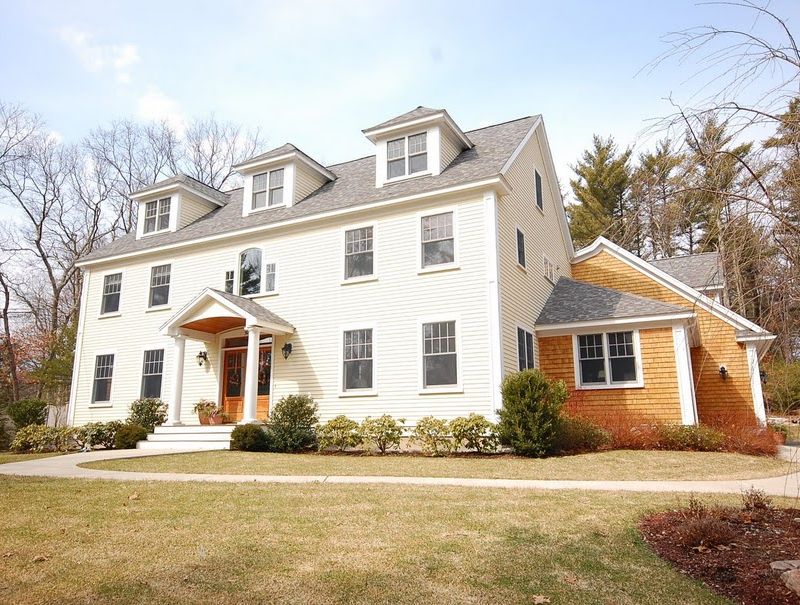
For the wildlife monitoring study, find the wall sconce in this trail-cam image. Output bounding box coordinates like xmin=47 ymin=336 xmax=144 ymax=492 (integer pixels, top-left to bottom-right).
xmin=719 ymin=365 xmax=728 ymax=380
xmin=196 ymin=351 xmax=209 ymax=366
xmin=281 ymin=343 xmax=293 ymax=360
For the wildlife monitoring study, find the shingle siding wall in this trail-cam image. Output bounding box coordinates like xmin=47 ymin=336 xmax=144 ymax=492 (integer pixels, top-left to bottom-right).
xmin=538 ymin=328 xmax=683 ymax=422
xmin=571 ymin=251 xmax=756 ymax=421
xmin=497 ymin=126 xmax=572 ymax=374
xmin=72 ymin=194 xmax=494 ymax=426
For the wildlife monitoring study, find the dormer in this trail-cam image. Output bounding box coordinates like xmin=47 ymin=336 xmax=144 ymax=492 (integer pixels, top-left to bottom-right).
xmin=234 ymin=144 xmax=335 ymax=217
xmin=362 ymin=107 xmax=473 ymax=188
xmin=132 ymin=175 xmax=228 ymax=240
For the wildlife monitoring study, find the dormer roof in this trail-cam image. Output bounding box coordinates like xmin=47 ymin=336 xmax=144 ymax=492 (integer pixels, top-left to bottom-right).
xmin=234 ymin=143 xmax=336 ymax=182
xmin=362 ymin=106 xmax=473 ymax=148
xmin=130 ymin=174 xmax=229 ymax=207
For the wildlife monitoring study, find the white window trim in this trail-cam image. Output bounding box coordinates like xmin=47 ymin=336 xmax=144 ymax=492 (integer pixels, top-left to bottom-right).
xmin=340 ymin=221 xmax=378 ymax=285
xmin=571 ymin=330 xmax=644 ymax=390
xmin=262 ymin=258 xmax=279 ymax=297
xmin=515 ymin=225 xmax=527 ymax=272
xmin=139 ymin=344 xmax=167 ymax=400
xmin=543 ymin=254 xmax=556 ymax=284
xmin=418 ymin=315 xmax=463 ymax=395
xmin=385 ymin=131 xmax=432 ymax=184
xmin=534 ymin=168 xmax=545 ymax=215
xmin=338 ymin=323 xmax=378 ymax=397
xmin=223 ymin=269 xmax=235 ymax=294
xmin=140 ymin=196 xmax=176 ymax=237
xmin=251 ymin=168 xmax=287 ymax=211
xmin=145 ymin=261 xmax=173 ymax=311
xmin=417 ymin=206 xmax=460 ymax=275
xmin=89 ymin=349 xmax=117 ymax=408
xmin=243 ymin=163 xmax=294 ymax=216
xmin=234 ymin=247 xmax=280 ymax=299
xmin=516 ymin=324 xmax=536 ymax=370
xmin=98 ymin=269 xmax=124 ymax=319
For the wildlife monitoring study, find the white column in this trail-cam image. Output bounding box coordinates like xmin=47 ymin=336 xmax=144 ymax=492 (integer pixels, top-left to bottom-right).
xmin=240 ymin=326 xmax=261 ymax=424
xmin=746 ymin=342 xmax=767 ymax=425
xmin=165 ymin=335 xmax=186 ymax=426
xmin=672 ymin=323 xmax=698 ymax=425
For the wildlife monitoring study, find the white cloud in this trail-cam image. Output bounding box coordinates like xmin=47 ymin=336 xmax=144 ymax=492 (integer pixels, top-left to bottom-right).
xmin=59 ymin=27 xmax=139 ymax=83
xmin=136 ymin=88 xmax=186 ymax=132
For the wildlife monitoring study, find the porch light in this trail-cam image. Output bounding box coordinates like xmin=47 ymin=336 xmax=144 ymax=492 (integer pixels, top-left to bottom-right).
xmin=281 ymin=343 xmax=293 ymax=360
xmin=719 ymin=365 xmax=728 ymax=379
xmin=196 ymin=350 xmax=209 ymax=366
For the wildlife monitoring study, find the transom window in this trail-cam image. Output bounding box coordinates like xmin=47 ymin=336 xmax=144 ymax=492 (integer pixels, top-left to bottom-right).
xmin=343 ymin=329 xmax=373 ymax=391
xmin=101 ymin=273 xmax=122 ymax=314
xmin=239 ymin=248 xmax=262 ymax=295
xmin=516 ymin=228 xmax=526 ymax=268
xmin=92 ymin=354 xmax=115 ymax=403
xmin=141 ymin=349 xmax=164 ymax=398
xmin=387 ymin=132 xmax=427 ymax=179
xmin=143 ymin=197 xmax=171 ymax=233
xmin=517 ymin=328 xmax=534 ymax=370
xmin=535 ymin=170 xmax=543 ymax=211
xmin=344 ymin=226 xmax=374 ymax=280
xmin=422 ymin=321 xmax=458 ymax=388
xmin=577 ymin=331 xmax=640 ymax=387
xmin=421 ymin=212 xmax=455 ymax=267
xmin=148 ymin=264 xmax=171 ymax=307
xmin=252 ymin=168 xmax=285 ymax=209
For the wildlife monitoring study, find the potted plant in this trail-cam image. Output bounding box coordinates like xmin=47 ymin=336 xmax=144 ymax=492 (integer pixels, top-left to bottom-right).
xmin=208 ymin=405 xmax=225 ymax=425
xmin=193 ymin=399 xmax=217 ymax=425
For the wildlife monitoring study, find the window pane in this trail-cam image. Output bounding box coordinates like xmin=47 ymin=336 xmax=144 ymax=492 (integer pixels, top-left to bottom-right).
xmin=535 ymin=170 xmax=543 ymax=209
xmin=141 ymin=349 xmax=164 ymax=399
xmin=408 ymin=152 xmax=427 ymax=174
xmin=424 ymin=354 xmax=457 ymax=387
xmin=422 ymin=239 xmax=454 ymax=266
xmin=157 ymin=198 xmax=171 ymax=230
xmin=517 ymin=229 xmax=526 ymax=267
xmin=92 ymin=354 xmax=114 ymax=403
xmin=387 ymin=158 xmax=405 ymax=179
xmin=423 ymin=322 xmax=457 ymax=387
xmin=224 ymin=270 xmax=234 ymax=294
xmin=239 ymin=249 xmax=261 ymax=295
xmin=344 ymin=227 xmax=374 ymax=279
xmin=422 ymin=213 xmax=453 ymax=242
xmin=610 ymin=357 xmax=636 ymax=383
xmin=252 ymin=190 xmax=267 ymax=209
xmin=580 ymin=358 xmax=606 ymax=384
xmin=408 ymin=133 xmax=426 ymax=154
xmin=268 ymin=187 xmax=284 ymax=206
xmin=265 ymin=263 xmax=276 ymax=292
xmin=225 ymin=351 xmax=244 ymax=397
xmin=145 ymin=201 xmax=157 ymax=218
xmin=269 ymin=169 xmax=284 ymax=188
xmin=344 ymin=360 xmax=373 ymax=390
xmin=257 ymin=349 xmax=271 ymax=396
xmin=149 ymin=265 xmax=170 ymax=307
xmin=578 ymin=334 xmax=604 ymax=359
xmin=253 ymin=172 xmax=268 ymax=193
xmin=387 ymin=138 xmax=405 ymax=160
xmin=343 ymin=329 xmax=373 ymax=390
xmin=101 ymin=273 xmax=122 ymax=314
xmin=517 ymin=327 xmax=527 ymax=371
xmin=608 ymin=331 xmax=636 ymax=383
xmin=525 ymin=332 xmax=534 ymax=369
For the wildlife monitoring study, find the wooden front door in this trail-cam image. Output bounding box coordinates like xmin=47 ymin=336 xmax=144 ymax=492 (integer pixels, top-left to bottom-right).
xmin=222 ymin=346 xmax=271 ymax=422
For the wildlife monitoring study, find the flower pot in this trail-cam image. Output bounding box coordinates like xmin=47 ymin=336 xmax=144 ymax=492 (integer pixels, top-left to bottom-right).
xmin=199 ymin=415 xmax=210 ymax=426
xmin=208 ymin=415 xmax=224 ymax=425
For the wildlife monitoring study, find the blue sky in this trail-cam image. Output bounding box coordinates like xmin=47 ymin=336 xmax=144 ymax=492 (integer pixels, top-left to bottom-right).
xmin=1 ymin=0 xmax=798 ymax=190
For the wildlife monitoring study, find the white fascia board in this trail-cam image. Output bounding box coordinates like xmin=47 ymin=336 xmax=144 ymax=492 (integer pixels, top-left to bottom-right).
xmin=235 ymin=151 xmax=336 ymax=182
xmin=131 ymin=183 xmax=226 ymax=208
xmin=77 ymin=176 xmax=511 ymax=268
xmin=363 ymin=112 xmax=472 ymax=148
xmin=535 ymin=312 xmax=695 ymax=336
xmin=572 ymin=236 xmax=767 ymax=334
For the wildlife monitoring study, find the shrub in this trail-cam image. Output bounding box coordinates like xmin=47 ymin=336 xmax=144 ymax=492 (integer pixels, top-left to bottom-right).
xmin=361 ymin=415 xmax=405 ymax=454
xmin=6 ymin=398 xmax=48 ymax=428
xmin=231 ymin=424 xmax=271 ymax=452
xmin=741 ymin=487 xmax=772 ymax=511
xmin=10 ymin=425 xmax=75 ymax=452
xmin=74 ymin=421 xmax=124 ymax=449
xmin=410 ymin=416 xmax=452 ymax=456
xmin=268 ymin=394 xmax=318 ymax=452
xmin=551 ymin=415 xmax=610 ymax=454
xmin=317 ymin=415 xmax=361 ymax=452
xmin=675 ymin=517 xmax=735 ymax=548
xmin=449 ymin=414 xmax=499 ymax=453
xmin=705 ymin=412 xmax=778 ymax=456
xmin=127 ymin=398 xmax=167 ymax=432
xmin=655 ymin=424 xmax=726 ymax=452
xmin=769 ymin=421 xmax=789 ymax=440
xmin=497 ymin=369 xmax=568 ymax=457
xmin=114 ymin=423 xmax=147 ymax=449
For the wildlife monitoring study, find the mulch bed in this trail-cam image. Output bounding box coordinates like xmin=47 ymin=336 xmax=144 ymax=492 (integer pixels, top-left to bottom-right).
xmin=640 ymin=506 xmax=800 ymax=605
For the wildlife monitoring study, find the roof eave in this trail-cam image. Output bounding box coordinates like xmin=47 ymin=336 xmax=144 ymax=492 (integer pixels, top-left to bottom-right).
xmin=130 ymin=181 xmax=227 ymax=208
xmin=362 ymin=112 xmax=473 ymax=148
xmin=233 ymin=149 xmax=336 ymax=182
xmin=535 ymin=311 xmax=695 ymax=336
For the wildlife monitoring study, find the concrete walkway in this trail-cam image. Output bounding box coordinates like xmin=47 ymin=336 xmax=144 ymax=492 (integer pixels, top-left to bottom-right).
xmin=1 ymin=447 xmax=799 ymax=496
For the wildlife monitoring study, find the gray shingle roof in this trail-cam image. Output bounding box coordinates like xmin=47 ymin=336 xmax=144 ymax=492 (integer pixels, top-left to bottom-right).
xmin=536 ymin=277 xmax=691 ymax=326
xmin=363 ymin=106 xmax=444 ymax=132
xmin=210 ymin=289 xmax=294 ymax=331
xmin=236 ymin=143 xmax=298 ymax=166
xmin=131 ymin=174 xmax=228 ymax=206
xmin=650 ymin=252 xmax=723 ymax=290
xmin=83 ymin=116 xmax=538 ymax=263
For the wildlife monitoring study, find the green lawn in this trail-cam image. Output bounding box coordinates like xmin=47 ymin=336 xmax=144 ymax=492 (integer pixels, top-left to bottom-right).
xmin=0 ymin=452 xmax=60 ymax=465
xmin=0 ymin=476 xmax=742 ymax=605
xmin=82 ymin=449 xmax=791 ymax=481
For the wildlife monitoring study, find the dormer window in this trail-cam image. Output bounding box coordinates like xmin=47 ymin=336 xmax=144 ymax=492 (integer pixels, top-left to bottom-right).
xmin=252 ymin=169 xmax=285 ymax=210
xmin=144 ymin=197 xmax=171 ymax=234
xmin=387 ymin=133 xmax=427 ymax=180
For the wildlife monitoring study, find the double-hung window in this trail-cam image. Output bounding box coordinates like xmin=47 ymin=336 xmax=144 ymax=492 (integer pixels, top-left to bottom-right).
xmin=264 ymin=263 xmax=277 ymax=293
xmin=543 ymin=255 xmax=556 ymax=283
xmin=517 ymin=328 xmax=534 ymax=370
xmin=224 ymin=270 xmax=235 ymax=294
xmin=252 ymin=169 xmax=285 ymax=209
xmin=149 ymin=264 xmax=171 ymax=307
xmin=344 ymin=226 xmax=374 ymax=280
xmin=343 ymin=329 xmax=373 ymax=392
xmin=577 ymin=331 xmax=640 ymax=387
xmin=239 ymin=249 xmax=261 ymax=295
xmin=421 ymin=212 xmax=455 ymax=268
xmin=422 ymin=321 xmax=458 ymax=388
xmin=92 ymin=354 xmax=115 ymax=403
xmin=101 ymin=273 xmax=122 ymax=314
xmin=143 ymin=197 xmax=171 ymax=234
xmin=516 ymin=228 xmax=526 ymax=268
xmin=387 ymin=132 xmax=427 ymax=179
xmin=141 ymin=349 xmax=164 ymax=398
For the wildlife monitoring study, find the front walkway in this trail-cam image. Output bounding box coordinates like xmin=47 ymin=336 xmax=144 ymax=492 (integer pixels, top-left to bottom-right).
xmin=1 ymin=448 xmax=799 ymax=497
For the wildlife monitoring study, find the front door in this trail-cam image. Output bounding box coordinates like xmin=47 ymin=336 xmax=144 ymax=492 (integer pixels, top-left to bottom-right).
xmin=222 ymin=346 xmax=271 ymax=422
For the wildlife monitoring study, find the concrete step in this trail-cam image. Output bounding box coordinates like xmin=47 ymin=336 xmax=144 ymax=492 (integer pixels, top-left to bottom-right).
xmin=153 ymin=424 xmax=236 ymax=435
xmin=136 ymin=440 xmax=229 ymax=451
xmin=146 ymin=432 xmax=233 ymax=442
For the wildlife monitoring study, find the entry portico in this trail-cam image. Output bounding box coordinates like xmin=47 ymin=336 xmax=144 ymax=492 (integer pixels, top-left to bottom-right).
xmin=160 ymin=288 xmax=294 ymax=426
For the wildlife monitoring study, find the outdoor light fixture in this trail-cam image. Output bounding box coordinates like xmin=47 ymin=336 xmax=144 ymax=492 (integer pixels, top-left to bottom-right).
xmin=196 ymin=350 xmax=209 ymax=366
xmin=281 ymin=343 xmax=293 ymax=360
xmin=719 ymin=365 xmax=728 ymax=379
